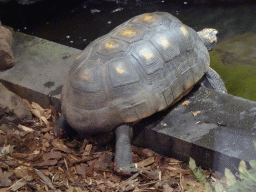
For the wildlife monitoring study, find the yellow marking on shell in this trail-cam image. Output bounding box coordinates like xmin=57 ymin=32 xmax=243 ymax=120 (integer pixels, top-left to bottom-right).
xmin=79 ymin=70 xmax=91 ymax=81
xmin=120 ymin=29 xmax=136 ymax=37
xmin=160 ymin=38 xmax=170 ymax=50
xmin=180 ymin=26 xmax=188 ymax=36
xmin=116 ymin=66 xmax=125 ymax=74
xmin=143 ymin=14 xmax=153 ymax=21
xmin=114 ymin=62 xmax=127 ymax=74
xmin=105 ymin=41 xmax=119 ymax=49
xmin=140 ymin=48 xmax=154 ymax=60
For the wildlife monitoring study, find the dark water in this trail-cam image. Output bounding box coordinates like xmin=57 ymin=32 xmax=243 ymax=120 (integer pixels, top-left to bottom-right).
xmin=1 ymin=0 xmax=255 ymax=50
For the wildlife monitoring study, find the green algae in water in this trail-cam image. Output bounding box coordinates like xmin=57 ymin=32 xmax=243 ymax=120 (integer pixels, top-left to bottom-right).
xmin=210 ymin=51 xmax=256 ymax=102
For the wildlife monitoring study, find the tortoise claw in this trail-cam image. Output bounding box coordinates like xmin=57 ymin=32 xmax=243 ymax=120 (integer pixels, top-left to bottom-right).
xmin=114 ymin=164 xmax=140 ymax=176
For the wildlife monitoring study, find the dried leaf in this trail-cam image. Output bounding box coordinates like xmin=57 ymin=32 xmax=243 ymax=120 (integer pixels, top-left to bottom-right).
xmin=98 ymin=183 xmax=106 ymax=191
xmin=42 ymin=138 xmax=50 ymax=150
xmin=182 ymin=100 xmax=190 ymax=105
xmin=36 ymin=159 xmax=58 ymax=167
xmin=34 ymin=151 xmax=61 ymax=166
xmin=26 ymin=150 xmax=42 ymax=161
xmin=52 ymin=139 xmax=71 ymax=153
xmin=34 ymin=168 xmax=56 ymax=191
xmin=82 ymin=144 xmax=92 ymax=156
xmin=0 ymin=145 xmax=13 ymax=154
xmin=31 ymin=102 xmax=44 ymax=113
xmin=44 ymin=109 xmax=52 ymax=119
xmin=12 ymin=153 xmax=28 ymax=159
xmin=163 ymin=183 xmax=174 ymax=192
xmin=161 ymin=122 xmax=167 ymax=126
xmin=17 ymin=124 xmax=34 ymax=132
xmin=43 ymin=150 xmax=62 ymax=161
xmin=0 ymin=130 xmax=6 ymax=135
xmin=14 ymin=165 xmax=32 ymax=178
xmin=43 ymin=133 xmax=54 ymax=140
xmin=135 ymin=157 xmax=154 ymax=168
xmin=66 ymin=187 xmax=74 ymax=192
xmin=40 ymin=116 xmax=49 ymax=126
xmin=73 ymin=187 xmax=84 ymax=192
xmin=142 ymin=170 xmax=161 ymax=180
xmin=119 ymin=172 xmax=140 ymax=189
xmin=94 ymin=153 xmax=112 ymax=170
xmin=41 ymin=127 xmax=53 ymax=132
xmin=0 ymin=169 xmax=12 ymax=187
xmin=0 ymin=187 xmax=9 ymax=192
xmin=142 ymin=148 xmax=155 ymax=157
xmin=7 ymin=179 xmax=26 ymax=191
xmin=30 ymin=108 xmax=41 ymax=119
xmin=77 ymin=164 xmax=88 ymax=178
xmin=106 ymin=180 xmax=116 ymax=189
xmin=192 ymin=111 xmax=201 ymax=116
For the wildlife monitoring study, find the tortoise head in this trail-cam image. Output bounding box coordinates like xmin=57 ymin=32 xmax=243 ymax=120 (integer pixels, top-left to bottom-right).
xmin=197 ymin=28 xmax=218 ymax=51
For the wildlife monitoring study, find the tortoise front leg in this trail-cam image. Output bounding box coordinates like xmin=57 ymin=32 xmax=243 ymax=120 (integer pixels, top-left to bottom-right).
xmin=201 ymin=67 xmax=227 ymax=93
xmin=54 ymin=114 xmax=69 ymax=137
xmin=114 ymin=124 xmax=137 ymax=175
xmin=54 ymin=114 xmax=76 ymax=137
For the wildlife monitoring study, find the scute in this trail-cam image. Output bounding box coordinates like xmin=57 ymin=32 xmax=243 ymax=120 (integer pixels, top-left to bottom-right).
xmin=97 ymin=38 xmax=129 ymax=56
xmin=150 ymin=32 xmax=180 ymax=62
xmin=131 ymin=13 xmax=167 ymax=28
xmin=112 ymin=25 xmax=147 ymax=43
xmin=70 ymin=65 xmax=102 ymax=93
xmin=132 ymin=41 xmax=165 ymax=74
xmin=179 ymin=25 xmax=194 ymax=51
xmin=109 ymin=59 xmax=140 ymax=87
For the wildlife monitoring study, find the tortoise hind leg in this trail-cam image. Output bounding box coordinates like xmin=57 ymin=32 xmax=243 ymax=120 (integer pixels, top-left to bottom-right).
xmin=54 ymin=114 xmax=76 ymax=137
xmin=201 ymin=67 xmax=227 ymax=93
xmin=114 ymin=124 xmax=138 ymax=175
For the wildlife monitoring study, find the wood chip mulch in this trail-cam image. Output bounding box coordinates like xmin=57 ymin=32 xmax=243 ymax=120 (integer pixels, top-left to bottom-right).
xmin=0 ymin=101 xmax=209 ymax=192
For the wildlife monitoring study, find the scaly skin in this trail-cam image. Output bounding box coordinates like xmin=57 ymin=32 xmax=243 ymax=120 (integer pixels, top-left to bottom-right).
xmin=114 ymin=124 xmax=138 ymax=175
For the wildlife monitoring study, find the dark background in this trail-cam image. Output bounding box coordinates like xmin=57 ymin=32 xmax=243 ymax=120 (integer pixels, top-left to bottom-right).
xmin=1 ymin=0 xmax=255 ymax=50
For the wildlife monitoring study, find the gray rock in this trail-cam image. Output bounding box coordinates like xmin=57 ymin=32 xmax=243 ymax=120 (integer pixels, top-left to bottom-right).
xmin=0 ymin=82 xmax=32 ymax=121
xmin=0 ymin=31 xmax=81 ymax=110
xmin=0 ymin=22 xmax=15 ymax=70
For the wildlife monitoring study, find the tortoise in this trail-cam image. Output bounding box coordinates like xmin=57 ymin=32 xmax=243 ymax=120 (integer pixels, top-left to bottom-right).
xmin=55 ymin=12 xmax=227 ymax=175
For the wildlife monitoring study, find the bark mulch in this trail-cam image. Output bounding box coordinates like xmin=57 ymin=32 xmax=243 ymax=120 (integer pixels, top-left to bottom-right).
xmin=0 ymin=101 xmax=220 ymax=192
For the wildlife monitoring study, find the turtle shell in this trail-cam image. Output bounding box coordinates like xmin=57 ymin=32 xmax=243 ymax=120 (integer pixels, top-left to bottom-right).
xmin=62 ymin=12 xmax=210 ymax=134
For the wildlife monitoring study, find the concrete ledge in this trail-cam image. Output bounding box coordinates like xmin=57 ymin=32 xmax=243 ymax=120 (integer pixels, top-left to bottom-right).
xmin=133 ymin=86 xmax=256 ymax=173
xmin=0 ymin=32 xmax=81 ymax=110
xmin=1 ymin=32 xmax=256 ymax=174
